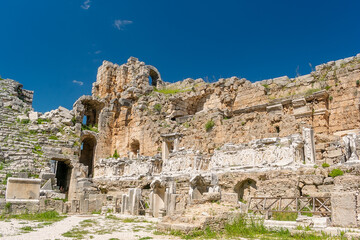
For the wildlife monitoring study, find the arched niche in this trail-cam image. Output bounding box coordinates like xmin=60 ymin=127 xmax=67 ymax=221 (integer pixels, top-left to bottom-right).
xmin=79 ymin=134 xmax=97 ymax=178
xmin=234 ymin=179 xmax=257 ymax=202
xmin=130 ymin=139 xmax=140 ymax=155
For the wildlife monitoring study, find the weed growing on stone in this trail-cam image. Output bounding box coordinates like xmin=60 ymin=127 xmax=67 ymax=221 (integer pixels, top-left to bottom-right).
xmin=329 ymin=168 xmax=344 ymax=178
xmin=153 ymin=103 xmax=162 ymax=113
xmin=322 ymin=163 xmax=330 ymax=168
xmin=205 ymin=120 xmax=215 ymax=132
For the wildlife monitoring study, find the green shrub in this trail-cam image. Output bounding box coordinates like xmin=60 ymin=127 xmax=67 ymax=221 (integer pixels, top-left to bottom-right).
xmin=112 ymin=150 xmax=120 ymax=158
xmin=324 ymin=85 xmax=331 ymax=90
xmin=322 ymin=163 xmax=330 ymax=168
xmin=205 ymin=120 xmax=215 ymax=132
xmin=0 ymin=163 xmax=3 ymax=170
xmin=357 ymin=80 xmax=360 ymax=87
xmin=329 ymin=168 xmax=344 ymax=178
xmin=329 ymin=96 xmax=333 ymax=101
xmin=153 ymin=103 xmax=162 ymax=113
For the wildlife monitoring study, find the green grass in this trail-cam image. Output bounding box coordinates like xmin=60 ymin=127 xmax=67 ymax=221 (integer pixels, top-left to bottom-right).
xmin=0 ymin=163 xmax=3 ymax=170
xmin=162 ymin=215 xmax=339 ymax=240
xmin=154 ymin=87 xmax=192 ymax=95
xmin=81 ymin=124 xmax=99 ymax=133
xmin=49 ymin=135 xmax=58 ymax=140
xmin=20 ymin=119 xmax=30 ymax=124
xmin=62 ymin=228 xmax=89 ymax=239
xmin=272 ymin=211 xmax=298 ymax=221
xmin=20 ymin=226 xmax=34 ymax=232
xmin=0 ymin=211 xmax=65 ymax=222
xmin=91 ymin=210 xmax=101 ymax=214
xmin=2 ymin=173 xmax=12 ymax=185
xmin=32 ymin=145 xmax=43 ymax=156
xmin=122 ymin=217 xmax=136 ymax=223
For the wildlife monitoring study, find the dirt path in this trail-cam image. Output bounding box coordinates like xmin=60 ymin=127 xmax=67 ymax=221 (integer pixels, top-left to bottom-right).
xmin=0 ymin=214 xmax=180 ymax=240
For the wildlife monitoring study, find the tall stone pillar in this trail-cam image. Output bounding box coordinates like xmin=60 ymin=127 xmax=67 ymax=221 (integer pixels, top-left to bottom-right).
xmin=302 ymin=127 xmax=316 ymax=164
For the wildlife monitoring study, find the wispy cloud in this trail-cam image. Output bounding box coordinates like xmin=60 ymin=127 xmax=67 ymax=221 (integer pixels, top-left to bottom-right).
xmin=94 ymin=50 xmax=102 ymax=54
xmin=81 ymin=0 xmax=91 ymax=10
xmin=72 ymin=80 xmax=84 ymax=86
xmin=114 ymin=20 xmax=133 ymax=30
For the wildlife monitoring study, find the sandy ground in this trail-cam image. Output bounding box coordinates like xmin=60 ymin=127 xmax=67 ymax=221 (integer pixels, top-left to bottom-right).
xmin=0 ymin=214 xmax=181 ymax=240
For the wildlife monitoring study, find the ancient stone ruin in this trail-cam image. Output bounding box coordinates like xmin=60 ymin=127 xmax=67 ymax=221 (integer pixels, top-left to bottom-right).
xmin=1 ymin=53 xmax=360 ymax=230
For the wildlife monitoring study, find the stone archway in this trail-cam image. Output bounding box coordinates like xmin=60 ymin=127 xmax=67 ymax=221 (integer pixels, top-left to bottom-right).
xmin=234 ymin=179 xmax=257 ymax=202
xmin=147 ymin=65 xmax=161 ymax=87
xmin=80 ymin=134 xmax=97 ymax=177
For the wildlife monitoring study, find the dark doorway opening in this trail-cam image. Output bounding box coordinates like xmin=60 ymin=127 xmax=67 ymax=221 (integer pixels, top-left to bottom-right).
xmin=80 ymin=136 xmax=96 ymax=177
xmin=130 ymin=139 xmax=140 ymax=155
xmin=55 ymin=161 xmax=71 ymax=193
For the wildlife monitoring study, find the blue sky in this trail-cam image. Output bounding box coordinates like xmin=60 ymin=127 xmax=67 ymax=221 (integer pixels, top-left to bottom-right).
xmin=0 ymin=0 xmax=359 ymax=113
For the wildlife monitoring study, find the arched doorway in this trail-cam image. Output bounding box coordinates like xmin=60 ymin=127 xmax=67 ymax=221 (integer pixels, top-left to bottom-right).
xmin=80 ymin=135 xmax=96 ymax=177
xmin=234 ymin=179 xmax=257 ymax=202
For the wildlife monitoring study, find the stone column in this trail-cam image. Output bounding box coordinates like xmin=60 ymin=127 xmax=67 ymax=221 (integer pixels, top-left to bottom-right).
xmin=162 ymin=141 xmax=170 ymax=161
xmin=173 ymin=138 xmax=179 ymax=152
xmin=302 ymin=127 xmax=316 ymax=164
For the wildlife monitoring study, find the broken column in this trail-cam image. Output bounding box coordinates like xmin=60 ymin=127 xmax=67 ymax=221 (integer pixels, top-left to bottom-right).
xmin=343 ymin=133 xmax=360 ymax=163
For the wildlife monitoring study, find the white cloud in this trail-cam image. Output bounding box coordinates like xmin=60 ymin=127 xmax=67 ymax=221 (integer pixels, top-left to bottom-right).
xmin=114 ymin=20 xmax=133 ymax=30
xmin=72 ymin=80 xmax=84 ymax=86
xmin=94 ymin=50 xmax=102 ymax=54
xmin=81 ymin=0 xmax=91 ymax=10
